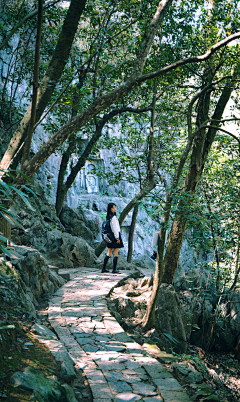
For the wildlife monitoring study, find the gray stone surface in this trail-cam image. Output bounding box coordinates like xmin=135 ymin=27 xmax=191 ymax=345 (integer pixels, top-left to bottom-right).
xmin=109 ymin=380 xmax=132 ymax=393
xmin=59 ymin=205 xmax=94 ymax=244
xmin=61 ymin=384 xmax=78 ymax=402
xmin=153 ymin=377 xmax=184 ymax=392
xmin=31 ymin=323 xmax=57 ymax=340
xmin=158 ymin=390 xmax=192 ymax=402
xmin=44 ymin=267 xmax=196 ymax=402
xmin=60 ymin=359 xmax=76 ymax=383
xmin=10 ymin=366 xmax=76 ymax=402
xmin=132 ymin=383 xmax=157 ymax=396
xmin=155 ymin=284 xmax=187 ymax=353
xmin=173 ymin=361 xmax=203 ymax=384
xmin=115 ymin=393 xmax=141 ymax=401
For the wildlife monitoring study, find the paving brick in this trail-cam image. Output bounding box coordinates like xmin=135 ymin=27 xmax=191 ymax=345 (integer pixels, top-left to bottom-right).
xmin=115 ymin=393 xmax=141 ymax=402
xmin=90 ymin=383 xmax=113 ymax=399
xmin=158 ymin=390 xmax=192 ymax=402
xmin=46 ymin=269 xmax=191 ymax=402
xmin=153 ymin=377 xmax=184 ymax=392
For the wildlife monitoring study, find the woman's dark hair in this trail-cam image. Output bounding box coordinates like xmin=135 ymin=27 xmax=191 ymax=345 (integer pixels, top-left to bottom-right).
xmin=106 ymin=202 xmax=116 ymax=220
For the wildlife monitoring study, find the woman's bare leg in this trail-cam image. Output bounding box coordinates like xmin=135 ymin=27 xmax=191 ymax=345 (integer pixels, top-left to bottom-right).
xmin=107 ymin=248 xmax=113 ymax=257
xmin=113 ymin=248 xmax=119 ymax=257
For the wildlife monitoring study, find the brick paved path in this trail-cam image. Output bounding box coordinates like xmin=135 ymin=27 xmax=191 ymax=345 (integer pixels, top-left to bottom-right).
xmin=48 ymin=268 xmax=191 ymax=402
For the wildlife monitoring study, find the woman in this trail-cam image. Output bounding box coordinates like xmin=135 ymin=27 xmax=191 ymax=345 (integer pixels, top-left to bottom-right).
xmin=102 ymin=202 xmax=124 ymax=274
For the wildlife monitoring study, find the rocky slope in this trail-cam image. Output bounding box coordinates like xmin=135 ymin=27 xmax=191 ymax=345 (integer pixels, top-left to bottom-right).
xmin=108 ymin=273 xmax=240 ymax=357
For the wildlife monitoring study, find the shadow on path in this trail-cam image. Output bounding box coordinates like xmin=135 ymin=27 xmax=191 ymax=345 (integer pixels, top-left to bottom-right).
xmin=47 ymin=268 xmax=192 ymax=402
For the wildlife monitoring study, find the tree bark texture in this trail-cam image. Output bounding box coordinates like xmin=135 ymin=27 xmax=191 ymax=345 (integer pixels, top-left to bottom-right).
xmin=0 ymin=0 xmax=87 ymax=175
xmin=22 ymin=0 xmax=43 ymax=166
xmin=55 ymin=139 xmax=75 ymax=217
xmin=141 ymin=219 xmax=168 ymax=329
xmin=127 ymin=203 xmax=139 ymax=263
xmin=0 ymin=218 xmax=11 ymax=241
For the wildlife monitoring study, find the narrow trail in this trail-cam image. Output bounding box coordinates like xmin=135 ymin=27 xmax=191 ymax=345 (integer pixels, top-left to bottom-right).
xmin=47 ymin=268 xmax=191 ymax=402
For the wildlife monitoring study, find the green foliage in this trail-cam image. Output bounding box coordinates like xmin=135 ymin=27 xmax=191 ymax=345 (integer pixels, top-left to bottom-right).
xmin=0 ymin=170 xmax=36 ymax=256
xmin=1 ymin=0 xmax=240 ymax=290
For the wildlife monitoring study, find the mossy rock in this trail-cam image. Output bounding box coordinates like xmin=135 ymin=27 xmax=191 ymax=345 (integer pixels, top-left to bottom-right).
xmin=10 ymin=366 xmax=75 ymax=402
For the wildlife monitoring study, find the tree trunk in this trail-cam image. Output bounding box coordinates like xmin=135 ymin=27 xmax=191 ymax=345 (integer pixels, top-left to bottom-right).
xmin=142 ymin=71 xmax=237 ymax=330
xmin=0 ymin=218 xmax=11 ymax=242
xmin=55 ymin=138 xmax=76 ymax=216
xmin=141 ymin=117 xmax=199 ymax=329
xmin=161 ymin=77 xmax=234 ymax=284
xmin=127 ymin=203 xmax=139 ymax=263
xmin=229 ymin=232 xmax=240 ymax=292
xmin=202 ymin=184 xmax=221 ymax=288
xmin=6 ymin=32 xmax=236 ymax=188
xmin=54 ymin=104 xmax=154 ymax=217
xmin=141 ymin=215 xmax=168 ymax=329
xmin=0 ymin=0 xmax=87 ymax=175
xmin=22 ymin=0 xmax=43 ymax=167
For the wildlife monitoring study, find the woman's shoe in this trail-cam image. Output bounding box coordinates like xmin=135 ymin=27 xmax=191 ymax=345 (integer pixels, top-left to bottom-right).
xmin=101 ymin=268 xmax=109 ymax=273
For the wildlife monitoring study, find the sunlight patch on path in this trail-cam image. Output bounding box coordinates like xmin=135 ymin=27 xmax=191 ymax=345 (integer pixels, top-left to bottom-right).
xmin=48 ymin=267 xmax=191 ymax=402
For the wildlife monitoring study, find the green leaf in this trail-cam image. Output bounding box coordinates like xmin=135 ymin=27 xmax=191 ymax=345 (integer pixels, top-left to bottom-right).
xmin=0 ymin=325 xmax=15 ymax=330
xmin=162 ymin=333 xmax=179 ymax=344
xmin=11 ymin=186 xmax=35 ymax=211
xmin=0 ymin=211 xmax=21 ymax=226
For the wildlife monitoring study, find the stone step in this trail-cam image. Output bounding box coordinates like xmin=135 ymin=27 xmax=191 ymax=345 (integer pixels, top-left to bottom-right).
xmin=58 ymin=270 xmax=71 ymax=280
xmin=49 ymin=265 xmax=59 ymax=274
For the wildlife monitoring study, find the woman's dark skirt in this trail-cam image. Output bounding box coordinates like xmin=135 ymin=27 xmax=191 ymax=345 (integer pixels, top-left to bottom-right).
xmin=107 ymin=233 xmax=124 ymax=249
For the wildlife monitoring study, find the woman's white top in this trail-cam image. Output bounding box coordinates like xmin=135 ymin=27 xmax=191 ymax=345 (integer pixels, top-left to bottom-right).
xmin=152 ymin=231 xmax=159 ymax=247
xmin=110 ymin=215 xmax=120 ymax=240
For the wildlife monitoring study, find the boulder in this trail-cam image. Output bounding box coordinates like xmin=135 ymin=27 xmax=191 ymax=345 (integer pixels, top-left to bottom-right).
xmin=189 ymin=299 xmax=213 ymax=350
xmin=137 ymin=276 xmax=152 ymax=289
xmin=205 ymin=292 xmax=240 ymax=352
xmin=173 ymin=362 xmax=203 ymax=384
xmin=31 ymin=323 xmax=57 ymax=340
xmin=133 ymin=255 xmax=155 ymax=270
xmin=6 ymin=247 xmax=65 ymax=305
xmin=37 ymin=230 xmax=99 ymax=268
xmin=155 ymin=284 xmax=187 ymax=353
xmin=178 ymin=290 xmax=203 ymax=342
xmin=83 ymin=208 xmax=103 ymax=239
xmin=18 ymin=251 xmax=49 ymax=299
xmin=10 ymin=366 xmax=77 ymax=402
xmin=0 ymin=257 xmax=36 ymax=317
xmin=229 ymin=292 xmax=240 ymax=334
xmin=49 ymin=269 xmax=66 ymax=291
xmin=173 ymin=260 xmax=186 ymax=290
xmin=59 ymin=205 xmax=94 ymax=244
xmin=114 ymin=297 xmax=137 ymax=318
xmin=60 ymin=233 xmax=98 ymax=268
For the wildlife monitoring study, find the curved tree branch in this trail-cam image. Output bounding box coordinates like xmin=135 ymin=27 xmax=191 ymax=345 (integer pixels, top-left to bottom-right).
xmin=0 ymin=0 xmax=60 ymax=51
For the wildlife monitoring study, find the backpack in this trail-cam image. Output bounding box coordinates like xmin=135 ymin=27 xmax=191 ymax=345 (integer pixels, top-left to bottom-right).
xmin=101 ymin=217 xmax=115 ymax=244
